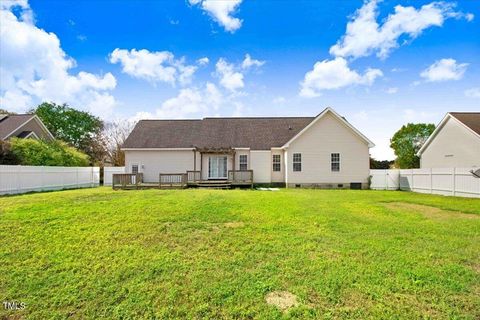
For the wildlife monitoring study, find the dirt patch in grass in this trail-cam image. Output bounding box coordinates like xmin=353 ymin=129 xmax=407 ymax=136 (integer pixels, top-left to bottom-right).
xmin=223 ymin=222 xmax=245 ymax=228
xmin=265 ymin=291 xmax=300 ymax=312
xmin=383 ymin=202 xmax=479 ymax=220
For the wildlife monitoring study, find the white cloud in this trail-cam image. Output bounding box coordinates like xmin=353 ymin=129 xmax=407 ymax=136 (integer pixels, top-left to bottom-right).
xmin=330 ymin=0 xmax=472 ymax=59
xmin=420 ymin=58 xmax=468 ymax=82
xmin=386 ymin=87 xmax=398 ymax=94
xmin=197 ymin=57 xmax=209 ymax=65
xmin=133 ymin=82 xmax=223 ymax=119
xmin=189 ymin=0 xmax=243 ymax=33
xmin=0 ymin=2 xmax=116 ymax=116
xmin=215 ymin=58 xmax=244 ymax=92
xmin=109 ymin=49 xmax=197 ymax=86
xmin=242 ymin=54 xmax=265 ymax=69
xmin=300 ymin=57 xmax=383 ymax=97
xmin=465 ymin=87 xmax=480 ymax=98
xmin=214 ymin=55 xmax=265 ymax=92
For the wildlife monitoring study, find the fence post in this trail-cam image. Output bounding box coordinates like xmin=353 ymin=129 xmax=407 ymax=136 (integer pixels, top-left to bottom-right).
xmin=16 ymin=165 xmax=21 ymax=194
xmin=452 ymin=168 xmax=456 ymax=197
xmin=430 ymin=168 xmax=433 ymax=194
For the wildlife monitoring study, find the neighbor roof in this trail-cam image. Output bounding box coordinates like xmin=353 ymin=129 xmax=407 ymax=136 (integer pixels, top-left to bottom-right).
xmin=0 ymin=114 xmax=36 ymax=140
xmin=450 ymin=112 xmax=480 ymax=136
xmin=122 ymin=117 xmax=315 ymax=150
xmin=418 ymin=112 xmax=480 ymax=155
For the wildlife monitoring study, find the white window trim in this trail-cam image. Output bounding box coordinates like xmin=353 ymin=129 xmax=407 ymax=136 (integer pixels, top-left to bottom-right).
xmin=272 ymin=154 xmax=281 ymax=172
xmin=131 ymin=163 xmax=139 ymax=174
xmin=292 ymin=152 xmax=302 ymax=172
xmin=331 ymin=153 xmax=340 ymax=172
xmin=239 ymin=154 xmax=248 ymax=171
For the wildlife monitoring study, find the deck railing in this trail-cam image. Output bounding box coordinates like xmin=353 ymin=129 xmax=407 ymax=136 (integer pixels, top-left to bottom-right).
xmin=228 ymin=170 xmax=253 ymax=184
xmin=112 ymin=173 xmax=143 ymax=189
xmin=159 ymin=173 xmax=188 ymax=189
xmin=187 ymin=170 xmax=201 ymax=183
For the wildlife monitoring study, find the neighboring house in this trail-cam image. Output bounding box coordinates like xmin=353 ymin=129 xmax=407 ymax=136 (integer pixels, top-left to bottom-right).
xmin=418 ymin=112 xmax=480 ymax=168
xmin=0 ymin=114 xmax=54 ymax=141
xmin=122 ymin=107 xmax=374 ymax=188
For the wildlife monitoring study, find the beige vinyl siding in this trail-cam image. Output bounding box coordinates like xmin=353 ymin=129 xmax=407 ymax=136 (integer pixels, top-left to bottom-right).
xmin=125 ymin=150 xmax=197 ymax=183
xmin=286 ymin=112 xmax=369 ymax=186
xmin=421 ymin=117 xmax=480 ymax=168
xmin=250 ymin=151 xmax=271 ymax=183
xmin=271 ymin=149 xmax=285 ymax=183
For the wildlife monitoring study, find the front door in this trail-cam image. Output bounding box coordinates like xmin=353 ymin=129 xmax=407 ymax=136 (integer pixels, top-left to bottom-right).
xmin=208 ymin=156 xmax=227 ymax=179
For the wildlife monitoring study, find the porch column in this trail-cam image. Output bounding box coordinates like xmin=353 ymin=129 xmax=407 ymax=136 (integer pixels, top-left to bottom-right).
xmin=232 ymin=150 xmax=236 ymax=181
xmin=200 ymin=153 xmax=203 ymax=179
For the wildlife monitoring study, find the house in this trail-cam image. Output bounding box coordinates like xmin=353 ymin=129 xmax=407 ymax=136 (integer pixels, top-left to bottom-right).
xmin=418 ymin=112 xmax=480 ymax=169
xmin=122 ymin=107 xmax=375 ymax=188
xmin=0 ymin=114 xmax=54 ymax=141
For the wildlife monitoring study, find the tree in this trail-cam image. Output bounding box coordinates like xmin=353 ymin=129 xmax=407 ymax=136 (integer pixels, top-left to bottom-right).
xmin=9 ymin=138 xmax=89 ymax=167
xmin=31 ymin=102 xmax=106 ymax=164
xmin=370 ymin=158 xmax=394 ymax=169
xmin=0 ymin=109 xmax=16 ymax=115
xmin=103 ymin=120 xmax=136 ymax=166
xmin=390 ymin=123 xmax=435 ymax=169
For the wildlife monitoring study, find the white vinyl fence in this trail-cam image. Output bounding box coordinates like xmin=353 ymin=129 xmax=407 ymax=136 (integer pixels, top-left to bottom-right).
xmin=103 ymin=167 xmax=125 ymax=186
xmin=370 ymin=168 xmax=480 ymax=198
xmin=0 ymin=165 xmax=100 ymax=195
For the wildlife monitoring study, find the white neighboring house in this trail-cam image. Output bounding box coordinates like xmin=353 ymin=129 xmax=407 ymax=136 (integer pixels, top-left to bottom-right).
xmin=418 ymin=112 xmax=480 ymax=168
xmin=0 ymin=114 xmax=54 ymax=141
xmin=122 ymin=107 xmax=375 ymax=188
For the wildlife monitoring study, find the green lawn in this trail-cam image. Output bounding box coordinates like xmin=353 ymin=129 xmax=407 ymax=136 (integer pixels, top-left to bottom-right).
xmin=0 ymin=188 xmax=479 ymax=319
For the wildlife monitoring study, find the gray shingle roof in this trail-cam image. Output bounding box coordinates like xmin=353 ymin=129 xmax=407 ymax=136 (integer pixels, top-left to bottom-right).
xmin=123 ymin=117 xmax=315 ymax=150
xmin=0 ymin=114 xmax=35 ymax=140
xmin=450 ymin=112 xmax=480 ymax=136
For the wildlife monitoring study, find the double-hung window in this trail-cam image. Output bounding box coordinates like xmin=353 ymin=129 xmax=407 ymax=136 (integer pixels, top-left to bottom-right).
xmin=131 ymin=164 xmax=139 ymax=174
xmin=293 ymin=153 xmax=302 ymax=172
xmin=272 ymin=154 xmax=281 ymax=172
xmin=331 ymin=153 xmax=340 ymax=172
xmin=239 ymin=155 xmax=248 ymax=171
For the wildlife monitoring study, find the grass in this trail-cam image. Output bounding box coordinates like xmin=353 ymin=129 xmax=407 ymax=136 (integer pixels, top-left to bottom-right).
xmin=0 ymin=188 xmax=479 ymax=319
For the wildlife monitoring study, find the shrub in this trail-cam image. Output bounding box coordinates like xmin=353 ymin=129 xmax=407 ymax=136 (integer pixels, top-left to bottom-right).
xmin=9 ymin=138 xmax=90 ymax=167
xmin=0 ymin=140 xmax=20 ymax=165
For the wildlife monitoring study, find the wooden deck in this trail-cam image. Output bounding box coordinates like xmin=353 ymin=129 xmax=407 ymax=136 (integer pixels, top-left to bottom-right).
xmin=112 ymin=170 xmax=253 ymax=190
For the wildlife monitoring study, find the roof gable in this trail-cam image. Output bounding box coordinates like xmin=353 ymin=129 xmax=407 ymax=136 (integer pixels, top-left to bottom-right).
xmin=0 ymin=114 xmax=54 ymax=140
xmin=418 ymin=112 xmax=480 ymax=155
xmin=281 ymin=107 xmax=375 ymax=148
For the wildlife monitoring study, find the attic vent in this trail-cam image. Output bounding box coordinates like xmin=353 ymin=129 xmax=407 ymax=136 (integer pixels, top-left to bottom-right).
xmin=288 ymin=125 xmax=292 ymax=130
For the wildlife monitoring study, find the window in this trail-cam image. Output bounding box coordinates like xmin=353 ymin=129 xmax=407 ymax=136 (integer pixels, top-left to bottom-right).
xmin=331 ymin=153 xmax=340 ymax=172
xmin=131 ymin=164 xmax=139 ymax=174
xmin=239 ymin=155 xmax=248 ymax=171
xmin=272 ymin=154 xmax=281 ymax=172
xmin=293 ymin=153 xmax=302 ymax=172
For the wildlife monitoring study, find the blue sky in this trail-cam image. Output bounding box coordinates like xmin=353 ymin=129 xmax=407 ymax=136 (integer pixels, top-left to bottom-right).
xmin=1 ymin=0 xmax=479 ymax=159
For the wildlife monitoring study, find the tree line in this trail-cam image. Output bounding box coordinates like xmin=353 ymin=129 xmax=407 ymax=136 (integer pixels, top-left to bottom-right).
xmin=0 ymin=102 xmax=135 ymax=167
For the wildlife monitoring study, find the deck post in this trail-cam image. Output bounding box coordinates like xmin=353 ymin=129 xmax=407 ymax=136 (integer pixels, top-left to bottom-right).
xmin=200 ymin=153 xmax=203 ymax=180
xmin=193 ymin=150 xmax=197 ymax=182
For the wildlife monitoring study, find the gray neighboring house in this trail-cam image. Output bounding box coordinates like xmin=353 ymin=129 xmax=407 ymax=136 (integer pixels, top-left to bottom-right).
xmin=418 ymin=112 xmax=480 ymax=169
xmin=0 ymin=114 xmax=54 ymax=141
xmin=122 ymin=107 xmax=375 ymax=188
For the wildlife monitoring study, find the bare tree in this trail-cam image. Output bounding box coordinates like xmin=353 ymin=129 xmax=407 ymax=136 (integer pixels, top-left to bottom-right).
xmin=103 ymin=120 xmax=136 ymax=166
